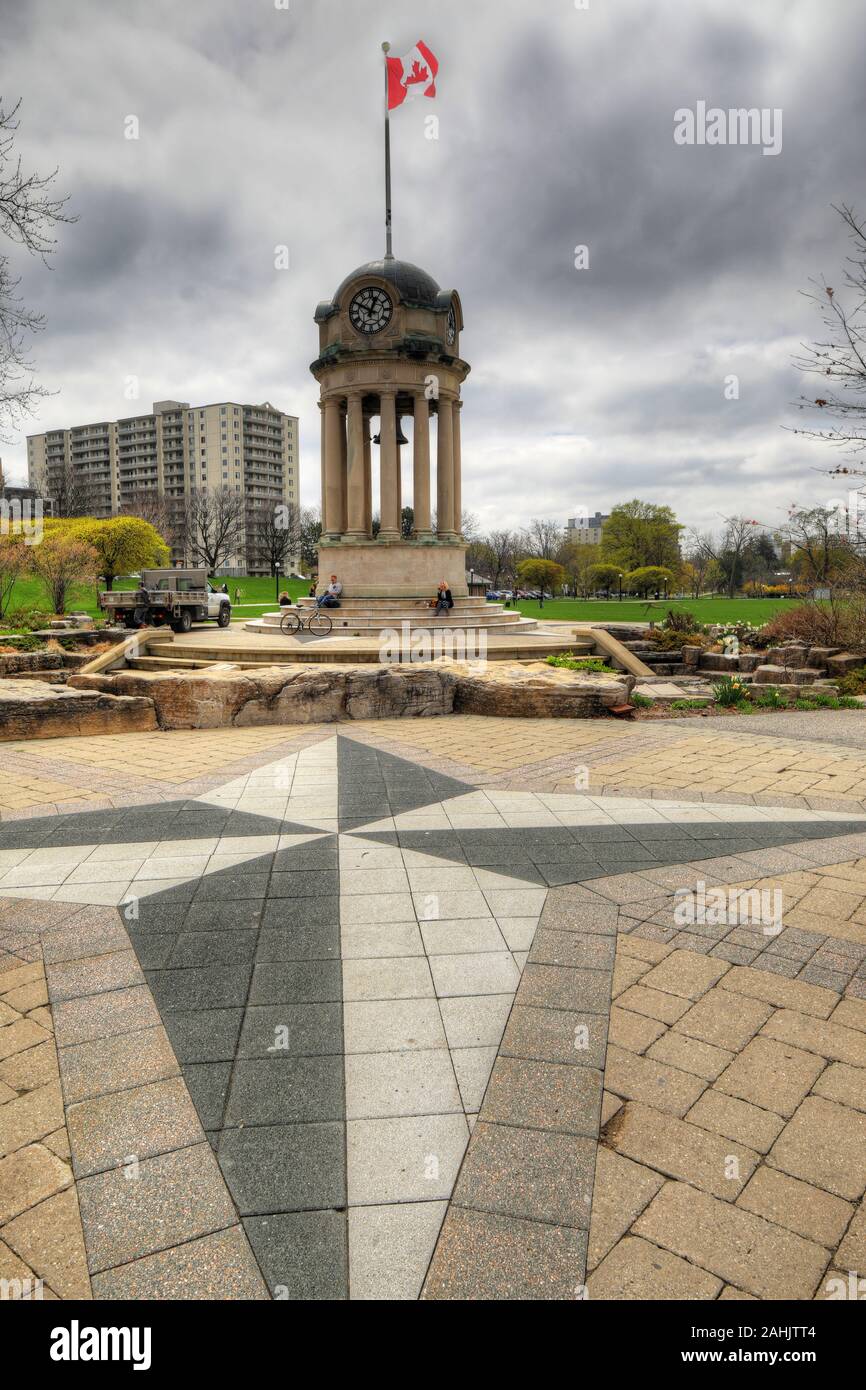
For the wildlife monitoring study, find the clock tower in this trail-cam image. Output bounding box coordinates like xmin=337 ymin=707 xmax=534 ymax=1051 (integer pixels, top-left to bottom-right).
xmin=310 ymin=255 xmax=469 ymax=597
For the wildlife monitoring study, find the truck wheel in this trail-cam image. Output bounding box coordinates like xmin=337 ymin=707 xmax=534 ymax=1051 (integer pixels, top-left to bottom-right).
xmin=172 ymin=610 xmax=193 ymax=634
xmin=217 ymin=605 xmax=231 ymax=627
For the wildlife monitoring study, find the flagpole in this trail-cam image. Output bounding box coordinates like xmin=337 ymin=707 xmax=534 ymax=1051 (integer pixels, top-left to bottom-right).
xmin=382 ymin=40 xmax=393 ymax=260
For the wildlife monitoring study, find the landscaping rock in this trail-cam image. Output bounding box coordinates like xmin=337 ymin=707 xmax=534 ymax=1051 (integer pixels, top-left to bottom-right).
xmin=736 ymin=653 xmax=763 ymax=672
xmin=0 ymin=679 xmax=156 ymax=740
xmin=807 ymin=647 xmax=841 ymax=668
xmin=70 ymin=660 xmax=634 ymax=727
xmin=698 ymin=653 xmax=739 ymax=672
xmin=71 ymin=664 xmax=456 ymax=727
xmin=452 ymin=661 xmax=633 ymax=718
xmin=826 ymin=653 xmax=865 ymax=674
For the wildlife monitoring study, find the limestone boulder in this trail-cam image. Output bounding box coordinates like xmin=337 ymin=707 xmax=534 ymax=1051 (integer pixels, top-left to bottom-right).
xmin=0 ymin=679 xmax=156 ymax=740
xmin=70 ymin=659 xmax=632 ymax=727
xmin=71 ymin=663 xmax=456 ymax=728
xmin=450 ymin=660 xmax=633 ymax=718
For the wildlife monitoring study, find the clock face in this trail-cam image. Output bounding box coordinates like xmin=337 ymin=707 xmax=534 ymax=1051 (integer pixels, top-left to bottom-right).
xmin=446 ymin=304 xmax=457 ymax=345
xmin=349 ymin=286 xmax=393 ymax=335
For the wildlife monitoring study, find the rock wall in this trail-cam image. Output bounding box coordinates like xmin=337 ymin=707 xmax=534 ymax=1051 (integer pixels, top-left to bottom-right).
xmin=70 ymin=660 xmax=633 ymax=728
xmin=70 ymin=664 xmax=457 ymax=729
xmin=0 ymin=679 xmax=156 ymax=740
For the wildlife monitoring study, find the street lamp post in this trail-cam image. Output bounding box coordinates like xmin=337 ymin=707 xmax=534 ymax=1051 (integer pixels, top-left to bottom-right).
xmin=618 ymin=572 xmax=623 ymax=601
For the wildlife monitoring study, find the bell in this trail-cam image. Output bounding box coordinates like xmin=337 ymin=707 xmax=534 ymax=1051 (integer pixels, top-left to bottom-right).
xmin=373 ymin=425 xmax=409 ymax=446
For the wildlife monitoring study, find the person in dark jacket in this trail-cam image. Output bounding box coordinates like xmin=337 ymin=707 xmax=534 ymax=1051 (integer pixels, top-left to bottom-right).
xmin=434 ymin=581 xmax=454 ymax=616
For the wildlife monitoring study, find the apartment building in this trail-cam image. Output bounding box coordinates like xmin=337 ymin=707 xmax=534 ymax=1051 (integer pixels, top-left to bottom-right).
xmin=27 ymin=399 xmax=299 ymax=574
xmin=565 ymin=510 xmax=608 ymax=545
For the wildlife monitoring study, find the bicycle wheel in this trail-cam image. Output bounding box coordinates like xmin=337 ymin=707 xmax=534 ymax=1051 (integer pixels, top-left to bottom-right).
xmin=307 ymin=610 xmax=332 ymax=636
xmin=280 ymin=610 xmax=302 ymax=636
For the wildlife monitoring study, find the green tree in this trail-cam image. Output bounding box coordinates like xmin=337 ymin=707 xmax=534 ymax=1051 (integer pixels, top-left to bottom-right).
xmin=587 ymin=562 xmax=623 ymax=593
xmin=625 ymin=565 xmax=675 ymax=597
xmin=558 ymin=542 xmax=600 ymax=597
xmin=73 ymin=516 xmax=169 ymax=590
xmin=600 ymin=499 xmax=682 ymax=571
xmin=516 ymin=557 xmax=566 ymax=601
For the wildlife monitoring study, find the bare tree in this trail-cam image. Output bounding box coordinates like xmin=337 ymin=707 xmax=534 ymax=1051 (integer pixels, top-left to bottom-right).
xmin=783 ymin=504 xmax=862 ymax=586
xmin=180 ymin=486 xmax=246 ymax=575
xmin=42 ymin=457 xmax=92 ymax=517
xmin=248 ymin=499 xmax=301 ymax=579
xmin=0 ymin=97 xmax=76 ymax=439
xmin=520 ymin=518 xmax=564 ymax=561
xmin=484 ymin=529 xmax=517 ymax=587
xmin=790 ymin=205 xmax=866 ymax=474
xmin=691 ymin=517 xmax=761 ymax=599
xmin=119 ymin=488 xmax=177 ymax=548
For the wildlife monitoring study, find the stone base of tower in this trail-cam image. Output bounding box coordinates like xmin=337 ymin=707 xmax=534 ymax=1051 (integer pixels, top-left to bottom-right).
xmin=316 ymin=537 xmax=468 ymax=598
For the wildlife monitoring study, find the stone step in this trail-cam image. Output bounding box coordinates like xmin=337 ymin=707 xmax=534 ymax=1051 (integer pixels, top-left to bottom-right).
xmin=250 ymin=611 xmax=543 ymax=634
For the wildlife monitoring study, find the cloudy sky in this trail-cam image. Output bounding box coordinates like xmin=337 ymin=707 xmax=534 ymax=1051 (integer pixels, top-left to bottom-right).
xmin=2 ymin=0 xmax=864 ymax=536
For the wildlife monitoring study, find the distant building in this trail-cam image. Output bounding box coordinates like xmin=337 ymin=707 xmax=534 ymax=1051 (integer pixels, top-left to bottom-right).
xmin=565 ymin=510 xmax=608 ymax=545
xmin=0 ymin=459 xmax=55 ymax=520
xmin=26 ymin=400 xmax=299 ymax=574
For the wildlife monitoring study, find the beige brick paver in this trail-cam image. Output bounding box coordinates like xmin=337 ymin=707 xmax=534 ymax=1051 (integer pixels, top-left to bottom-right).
xmin=633 ymin=1181 xmax=829 ymax=1300
xmin=715 ymin=1036 xmax=825 ymax=1118
xmin=736 ymin=1167 xmax=853 ymax=1248
xmin=768 ymin=1095 xmax=866 ymax=1200
xmin=587 ymin=1234 xmax=722 ymax=1300
xmin=606 ymin=1102 xmax=757 ymax=1199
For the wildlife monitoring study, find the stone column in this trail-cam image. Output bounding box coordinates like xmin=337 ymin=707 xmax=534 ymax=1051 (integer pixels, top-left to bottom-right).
xmin=436 ymin=394 xmax=455 ymax=539
xmin=413 ymin=393 xmax=432 ymax=537
xmin=378 ymin=388 xmax=400 ymax=540
xmin=338 ymin=400 xmax=348 ymax=534
xmin=323 ymin=396 xmax=345 ymax=540
xmin=345 ymin=391 xmax=366 ymax=537
xmin=318 ymin=400 xmax=326 ymax=526
xmin=362 ymin=414 xmax=373 ymax=537
xmin=452 ymin=399 xmax=463 ymax=538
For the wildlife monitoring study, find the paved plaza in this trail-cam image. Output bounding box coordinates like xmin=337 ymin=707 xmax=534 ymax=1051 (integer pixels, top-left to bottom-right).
xmin=1 ymin=713 xmax=865 ymax=1299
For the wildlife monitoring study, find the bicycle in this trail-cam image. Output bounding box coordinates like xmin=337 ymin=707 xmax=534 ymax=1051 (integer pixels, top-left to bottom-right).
xmin=279 ymin=606 xmax=333 ymax=637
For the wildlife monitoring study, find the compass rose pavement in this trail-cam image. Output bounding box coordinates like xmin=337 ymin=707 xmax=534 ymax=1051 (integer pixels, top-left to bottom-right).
xmin=2 ymin=725 xmax=866 ymax=1299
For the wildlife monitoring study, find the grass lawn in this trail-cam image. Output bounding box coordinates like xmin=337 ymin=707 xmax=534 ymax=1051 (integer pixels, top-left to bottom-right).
xmin=513 ymin=596 xmax=798 ymax=624
xmin=0 ymin=573 xmax=310 ymax=627
xmin=2 ymin=577 xmax=799 ymax=630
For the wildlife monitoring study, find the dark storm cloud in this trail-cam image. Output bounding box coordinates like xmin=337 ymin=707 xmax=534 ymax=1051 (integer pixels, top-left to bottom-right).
xmin=2 ymin=0 xmax=864 ymax=534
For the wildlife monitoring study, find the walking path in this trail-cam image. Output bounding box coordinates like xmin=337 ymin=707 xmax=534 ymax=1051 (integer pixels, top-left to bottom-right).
xmin=1 ymin=712 xmax=864 ymax=1299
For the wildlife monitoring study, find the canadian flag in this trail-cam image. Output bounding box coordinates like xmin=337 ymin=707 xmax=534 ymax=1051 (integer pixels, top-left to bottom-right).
xmin=387 ymin=40 xmax=439 ymax=109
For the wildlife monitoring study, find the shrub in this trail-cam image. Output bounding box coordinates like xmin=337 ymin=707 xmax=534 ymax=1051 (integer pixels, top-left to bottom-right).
xmin=761 ymin=595 xmax=866 ymax=652
xmin=670 ymin=698 xmax=709 ymax=710
xmin=663 ymin=608 xmax=701 ymax=634
xmin=3 ymin=606 xmax=52 ymax=631
xmin=630 ymin=692 xmax=654 ymax=709
xmin=712 ymin=675 xmax=751 ymax=706
xmin=546 ymin=653 xmax=615 ymax=673
xmin=837 ymin=665 xmax=866 ymax=696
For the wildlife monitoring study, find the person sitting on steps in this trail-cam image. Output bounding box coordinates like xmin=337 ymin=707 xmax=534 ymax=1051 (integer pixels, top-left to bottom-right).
xmin=316 ymin=574 xmax=343 ymax=609
xmin=433 ymin=580 xmax=453 ymax=616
